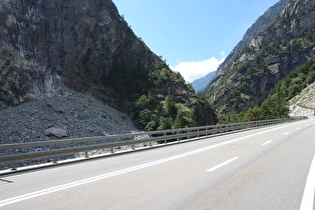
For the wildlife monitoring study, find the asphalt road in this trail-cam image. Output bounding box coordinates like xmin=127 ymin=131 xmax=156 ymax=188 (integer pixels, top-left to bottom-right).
xmin=1 ymin=118 xmax=315 ymax=210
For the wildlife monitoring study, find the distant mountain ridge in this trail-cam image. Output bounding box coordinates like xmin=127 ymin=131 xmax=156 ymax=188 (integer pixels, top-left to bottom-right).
xmin=206 ymin=0 xmax=315 ymax=114
xmin=191 ymin=0 xmax=290 ymax=93
xmin=191 ymin=71 xmax=216 ymax=93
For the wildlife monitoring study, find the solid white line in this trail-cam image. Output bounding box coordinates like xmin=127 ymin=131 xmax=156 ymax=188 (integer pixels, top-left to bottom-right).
xmin=284 ymin=132 xmax=290 ymax=136
xmin=261 ymin=140 xmax=272 ymax=146
xmin=300 ymin=154 xmax=315 ymax=210
xmin=0 ymin=121 xmax=307 ymax=207
xmin=207 ymin=157 xmax=239 ymax=172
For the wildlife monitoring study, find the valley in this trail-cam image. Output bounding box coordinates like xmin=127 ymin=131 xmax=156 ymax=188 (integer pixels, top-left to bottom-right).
xmin=0 ymin=0 xmax=314 ymax=150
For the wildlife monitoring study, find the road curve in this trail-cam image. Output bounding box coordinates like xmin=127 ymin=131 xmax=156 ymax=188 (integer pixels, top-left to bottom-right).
xmin=1 ymin=118 xmax=315 ymax=210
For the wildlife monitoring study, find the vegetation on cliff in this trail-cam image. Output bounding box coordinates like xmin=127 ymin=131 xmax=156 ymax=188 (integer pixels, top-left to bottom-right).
xmin=206 ymin=0 xmax=315 ymax=116
xmin=130 ymin=62 xmax=217 ymax=130
xmin=218 ymin=59 xmax=315 ymax=124
xmin=194 ymin=0 xmax=290 ymax=94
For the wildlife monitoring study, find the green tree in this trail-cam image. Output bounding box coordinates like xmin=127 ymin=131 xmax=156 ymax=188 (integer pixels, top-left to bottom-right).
xmin=135 ymin=94 xmax=154 ymax=110
xmin=244 ymin=106 xmax=261 ymax=121
xmin=138 ymin=109 xmax=153 ymax=125
xmin=174 ymin=108 xmax=185 ymax=129
xmin=270 ymin=93 xmax=288 ymax=118
xmin=260 ymin=98 xmax=274 ymax=119
xmin=165 ymin=93 xmax=177 ymax=119
xmin=306 ymin=71 xmax=315 ymax=84
xmin=157 ymin=117 xmax=173 ymax=130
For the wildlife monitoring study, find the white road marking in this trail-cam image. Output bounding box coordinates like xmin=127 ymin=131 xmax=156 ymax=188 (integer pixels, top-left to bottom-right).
xmin=297 ymin=127 xmax=301 ymax=130
xmin=207 ymin=157 xmax=239 ymax=172
xmin=261 ymin=140 xmax=272 ymax=146
xmin=0 ymin=121 xmax=308 ymax=207
xmin=284 ymin=132 xmax=290 ymax=136
xmin=300 ymin=154 xmax=315 ymax=210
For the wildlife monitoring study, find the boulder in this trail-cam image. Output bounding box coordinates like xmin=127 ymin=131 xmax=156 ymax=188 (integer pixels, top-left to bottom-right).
xmin=44 ymin=127 xmax=69 ymax=138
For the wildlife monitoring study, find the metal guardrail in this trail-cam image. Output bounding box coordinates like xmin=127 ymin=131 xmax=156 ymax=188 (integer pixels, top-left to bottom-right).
xmin=0 ymin=117 xmax=306 ymax=170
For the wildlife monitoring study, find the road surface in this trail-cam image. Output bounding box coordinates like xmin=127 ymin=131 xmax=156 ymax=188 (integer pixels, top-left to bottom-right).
xmin=1 ymin=118 xmax=315 ymax=210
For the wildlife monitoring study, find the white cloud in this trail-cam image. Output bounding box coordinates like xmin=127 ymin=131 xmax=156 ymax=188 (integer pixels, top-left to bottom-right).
xmin=171 ymin=57 xmax=225 ymax=83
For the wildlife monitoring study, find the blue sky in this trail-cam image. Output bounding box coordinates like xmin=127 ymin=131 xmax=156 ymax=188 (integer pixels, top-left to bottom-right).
xmin=112 ymin=0 xmax=280 ymax=82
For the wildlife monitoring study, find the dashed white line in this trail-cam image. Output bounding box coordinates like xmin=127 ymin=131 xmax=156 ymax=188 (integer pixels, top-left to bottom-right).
xmin=207 ymin=157 xmax=239 ymax=172
xmin=0 ymin=127 xmax=280 ymax=207
xmin=297 ymin=127 xmax=301 ymax=130
xmin=261 ymin=140 xmax=272 ymax=146
xmin=300 ymin=154 xmax=315 ymax=210
xmin=284 ymin=132 xmax=291 ymax=136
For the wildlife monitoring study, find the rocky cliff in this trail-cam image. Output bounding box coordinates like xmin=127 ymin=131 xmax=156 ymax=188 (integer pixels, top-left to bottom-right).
xmin=0 ymin=0 xmax=217 ymax=133
xmin=0 ymin=0 xmax=156 ymax=106
xmin=206 ymin=0 xmax=315 ymax=114
xmin=193 ymin=0 xmax=290 ymax=93
xmin=218 ymin=0 xmax=291 ymax=72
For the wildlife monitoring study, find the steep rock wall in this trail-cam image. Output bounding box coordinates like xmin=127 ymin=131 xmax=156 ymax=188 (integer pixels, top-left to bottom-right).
xmin=206 ymin=0 xmax=315 ymax=114
xmin=0 ymin=0 xmax=157 ymax=106
xmin=0 ymin=0 xmax=217 ymax=128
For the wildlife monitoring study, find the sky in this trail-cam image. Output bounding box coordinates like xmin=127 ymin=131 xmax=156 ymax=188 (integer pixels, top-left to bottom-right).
xmin=112 ymin=0 xmax=280 ymax=82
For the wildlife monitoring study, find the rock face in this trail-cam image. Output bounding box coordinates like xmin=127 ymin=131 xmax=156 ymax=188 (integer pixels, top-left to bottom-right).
xmin=289 ymin=82 xmax=315 ymax=117
xmin=206 ymin=0 xmax=315 ymax=114
xmin=0 ymin=0 xmax=157 ymax=106
xmin=0 ymin=0 xmax=217 ymax=130
xmin=192 ymin=0 xmax=290 ymax=93
xmin=219 ymin=0 xmax=291 ymax=72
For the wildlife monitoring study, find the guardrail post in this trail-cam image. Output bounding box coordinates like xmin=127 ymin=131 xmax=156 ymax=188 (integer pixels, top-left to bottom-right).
xmin=85 ymin=151 xmax=89 ymax=158
xmin=111 ymin=147 xmax=114 ymax=153
xmin=164 ymin=132 xmax=167 ymax=144
xmin=11 ymin=162 xmax=17 ymax=171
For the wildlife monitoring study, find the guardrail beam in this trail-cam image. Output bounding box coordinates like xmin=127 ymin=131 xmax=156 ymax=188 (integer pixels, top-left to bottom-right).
xmin=0 ymin=117 xmax=307 ymax=171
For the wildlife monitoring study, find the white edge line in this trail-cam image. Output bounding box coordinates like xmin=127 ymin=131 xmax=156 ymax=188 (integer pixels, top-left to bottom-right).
xmin=0 ymin=122 xmax=307 ymax=207
xmin=261 ymin=140 xmax=272 ymax=146
xmin=207 ymin=157 xmax=239 ymax=172
xmin=300 ymin=154 xmax=315 ymax=210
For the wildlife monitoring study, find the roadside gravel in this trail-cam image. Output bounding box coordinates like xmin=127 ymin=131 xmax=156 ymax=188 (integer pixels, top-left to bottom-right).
xmin=0 ymin=93 xmax=139 ymax=144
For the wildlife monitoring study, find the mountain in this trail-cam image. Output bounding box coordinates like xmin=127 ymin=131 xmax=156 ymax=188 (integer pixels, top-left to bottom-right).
xmin=206 ymin=0 xmax=315 ymax=115
xmin=218 ymin=0 xmax=291 ymax=72
xmin=0 ymin=0 xmax=217 ymax=133
xmin=191 ymin=71 xmax=216 ymax=93
xmin=191 ymin=0 xmax=290 ymax=94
